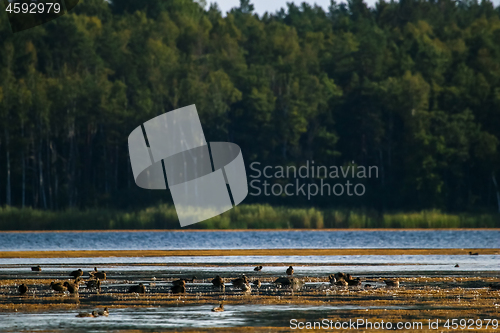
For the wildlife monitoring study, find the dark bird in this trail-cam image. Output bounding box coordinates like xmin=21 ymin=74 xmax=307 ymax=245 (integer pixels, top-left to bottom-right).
xmin=347 ymin=278 xmax=362 ymax=286
xmin=19 ymin=284 xmax=28 ymax=295
xmin=69 ymin=269 xmax=83 ymax=279
xmin=171 ymin=284 xmax=186 ymax=294
xmin=172 ymin=279 xmax=186 ymax=287
xmin=334 ymin=272 xmax=346 ymax=280
xmin=455 ymin=264 xmax=460 ymax=268
xmin=173 ymin=276 xmax=196 ymax=286
xmin=63 ymin=281 xmax=79 ymax=294
xmin=128 ymin=283 xmax=146 ymax=294
xmin=240 ymin=283 xmax=252 ymax=292
xmin=50 ymin=281 xmax=67 ymax=293
xmin=76 ymin=311 xmax=98 ymax=318
xmin=212 ymin=302 xmax=224 ymax=312
xmin=335 ymin=279 xmax=348 ymax=287
xmin=384 ymin=279 xmax=400 ymax=288
xmin=212 ymin=276 xmax=225 ymax=290
xmin=31 ymin=265 xmax=41 ymax=272
xmin=89 ymin=268 xmax=107 ymax=280
xmin=469 ymin=251 xmax=479 ymax=256
xmin=86 ymin=278 xmax=101 ymax=291
xmin=254 ymin=266 xmax=263 ymax=271
xmin=97 ymin=307 xmax=109 ymax=316
xmin=286 ymin=266 xmax=294 ymax=275
xmin=253 ymin=280 xmax=261 ymax=288
xmin=274 ymin=277 xmax=292 ymax=286
xmin=328 ymin=274 xmax=336 ymax=284
xmin=231 ymin=275 xmax=249 ymax=288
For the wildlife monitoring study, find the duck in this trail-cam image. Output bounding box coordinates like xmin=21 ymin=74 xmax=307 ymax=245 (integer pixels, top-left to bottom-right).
xmin=19 ymin=284 xmax=28 ymax=295
xmin=63 ymin=281 xmax=79 ymax=294
xmin=212 ymin=276 xmax=225 ymax=290
xmin=328 ymin=274 xmax=336 ymax=284
xmin=384 ymin=279 xmax=400 ymax=288
xmin=469 ymin=251 xmax=479 ymax=256
xmin=171 ymin=284 xmax=186 ymax=294
xmin=172 ymin=279 xmax=186 ymax=287
xmin=231 ymin=275 xmax=249 ymax=288
xmin=212 ymin=302 xmax=224 ymax=312
xmin=274 ymin=277 xmax=292 ymax=286
xmin=97 ymin=307 xmax=109 ymax=316
xmin=76 ymin=311 xmax=98 ymax=318
xmin=346 ymin=275 xmax=362 ymax=286
xmin=86 ymin=278 xmax=101 ymax=291
xmin=286 ymin=266 xmax=294 ymax=275
xmin=240 ymin=283 xmax=252 ymax=292
xmin=455 ymin=264 xmax=460 ymax=268
xmin=335 ymin=279 xmax=348 ymax=287
xmin=89 ymin=268 xmax=107 ymax=280
xmin=128 ymin=283 xmax=146 ymax=294
xmin=31 ymin=265 xmax=41 ymax=272
xmin=253 ymin=280 xmax=261 ymax=288
xmin=50 ymin=281 xmax=67 ymax=293
xmin=254 ymin=266 xmax=263 ymax=271
xmin=334 ymin=272 xmax=346 ymax=280
xmin=69 ymin=269 xmax=83 ymax=279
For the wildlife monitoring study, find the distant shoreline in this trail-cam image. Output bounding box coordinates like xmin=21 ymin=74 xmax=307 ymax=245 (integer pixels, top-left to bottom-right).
xmin=1 ymin=248 xmax=499 ymax=258
xmin=0 ymin=228 xmax=499 ymax=233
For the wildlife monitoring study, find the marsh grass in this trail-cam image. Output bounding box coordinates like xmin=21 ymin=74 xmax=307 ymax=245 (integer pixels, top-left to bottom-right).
xmin=0 ymin=205 xmax=497 ymax=230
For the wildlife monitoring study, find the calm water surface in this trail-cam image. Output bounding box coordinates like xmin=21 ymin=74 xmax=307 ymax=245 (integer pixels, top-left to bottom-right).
xmin=0 ymin=230 xmax=498 ymax=251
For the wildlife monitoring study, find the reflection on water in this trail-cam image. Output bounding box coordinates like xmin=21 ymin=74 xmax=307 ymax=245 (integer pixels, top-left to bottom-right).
xmin=0 ymin=230 xmax=498 ymax=251
xmin=0 ymin=304 xmax=424 ymax=332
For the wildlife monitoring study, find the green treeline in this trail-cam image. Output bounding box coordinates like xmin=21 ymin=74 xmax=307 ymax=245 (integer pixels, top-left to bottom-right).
xmin=0 ymin=0 xmax=499 ymax=216
xmin=0 ymin=204 xmax=497 ymax=230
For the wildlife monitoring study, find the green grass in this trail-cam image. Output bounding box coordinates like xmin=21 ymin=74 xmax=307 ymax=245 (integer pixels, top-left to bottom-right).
xmin=0 ymin=205 xmax=498 ymax=230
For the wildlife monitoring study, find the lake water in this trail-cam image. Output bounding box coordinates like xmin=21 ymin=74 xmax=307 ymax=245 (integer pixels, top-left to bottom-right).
xmin=0 ymin=230 xmax=498 ymax=251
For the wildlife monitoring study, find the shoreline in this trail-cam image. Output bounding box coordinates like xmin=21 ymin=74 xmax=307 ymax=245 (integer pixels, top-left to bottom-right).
xmin=1 ymin=248 xmax=499 ymax=258
xmin=0 ymin=228 xmax=499 ymax=233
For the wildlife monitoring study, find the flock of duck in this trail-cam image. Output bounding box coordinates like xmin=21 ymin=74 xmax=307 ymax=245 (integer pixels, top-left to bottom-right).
xmin=20 ymin=263 xmax=499 ymax=314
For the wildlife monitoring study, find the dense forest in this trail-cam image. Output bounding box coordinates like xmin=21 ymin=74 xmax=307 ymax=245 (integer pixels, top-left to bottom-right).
xmin=0 ymin=0 xmax=499 ymax=215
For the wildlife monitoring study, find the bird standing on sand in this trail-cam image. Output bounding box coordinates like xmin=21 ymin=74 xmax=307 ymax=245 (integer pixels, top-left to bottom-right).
xmin=274 ymin=277 xmax=292 ymax=286
xmin=171 ymin=284 xmax=186 ymax=294
xmin=63 ymin=281 xmax=79 ymax=294
xmin=254 ymin=266 xmax=263 ymax=271
xmin=31 ymin=265 xmax=41 ymax=272
xmin=212 ymin=302 xmax=224 ymax=312
xmin=384 ymin=279 xmax=400 ymax=288
xmin=128 ymin=283 xmax=146 ymax=294
xmin=286 ymin=266 xmax=294 ymax=275
xmin=86 ymin=278 xmax=101 ymax=291
xmin=240 ymin=283 xmax=252 ymax=292
xmin=19 ymin=284 xmax=28 ymax=295
xmin=50 ymin=281 xmax=67 ymax=293
xmin=212 ymin=276 xmax=225 ymax=290
xmin=90 ymin=268 xmax=107 ymax=280
xmin=231 ymin=275 xmax=249 ymax=289
xmin=335 ymin=279 xmax=348 ymax=287
xmin=69 ymin=269 xmax=83 ymax=279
